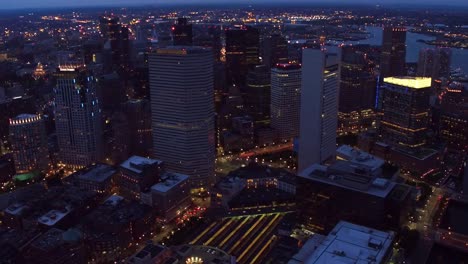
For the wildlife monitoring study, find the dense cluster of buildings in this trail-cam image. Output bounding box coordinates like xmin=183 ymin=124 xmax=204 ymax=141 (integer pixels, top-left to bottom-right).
xmin=0 ymin=4 xmax=467 ymax=264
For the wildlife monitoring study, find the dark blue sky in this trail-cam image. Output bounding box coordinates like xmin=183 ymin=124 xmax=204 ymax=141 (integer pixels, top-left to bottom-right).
xmin=2 ymin=0 xmax=468 ymax=9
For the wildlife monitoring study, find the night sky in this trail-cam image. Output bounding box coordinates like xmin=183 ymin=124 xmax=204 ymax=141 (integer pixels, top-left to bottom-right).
xmin=2 ymin=0 xmax=468 ymax=9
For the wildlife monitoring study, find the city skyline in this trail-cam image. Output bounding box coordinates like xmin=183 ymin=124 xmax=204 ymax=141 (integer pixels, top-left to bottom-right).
xmin=2 ymin=0 xmax=468 ymax=10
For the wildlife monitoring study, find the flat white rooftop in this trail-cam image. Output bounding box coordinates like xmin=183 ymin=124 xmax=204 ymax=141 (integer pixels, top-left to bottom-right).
xmin=336 ymin=145 xmax=385 ymax=171
xmin=299 ymin=163 xmax=395 ymax=198
xmin=151 ymin=172 xmax=189 ymax=193
xmin=290 ymin=221 xmax=394 ymax=264
xmin=38 ymin=206 xmax=71 ymax=226
xmin=120 ymin=156 xmax=162 ymax=174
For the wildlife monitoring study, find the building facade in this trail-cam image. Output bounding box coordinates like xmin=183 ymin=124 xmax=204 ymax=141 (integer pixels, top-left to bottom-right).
xmin=380 ymin=77 xmax=431 ymax=149
xmin=9 ymin=114 xmax=48 ymax=174
xmin=299 ymin=48 xmax=340 ymax=172
xmin=270 ymin=63 xmax=302 ymax=142
xmin=54 ymin=65 xmax=103 ymax=169
xmin=149 ymin=47 xmax=215 ymax=188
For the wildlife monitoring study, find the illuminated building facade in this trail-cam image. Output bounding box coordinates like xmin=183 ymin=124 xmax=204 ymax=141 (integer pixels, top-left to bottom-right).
xmin=380 ymin=77 xmax=431 ymax=149
xmin=299 ymin=48 xmax=340 ymax=172
xmin=338 ymin=45 xmax=377 ymax=135
xmin=149 ymin=47 xmax=215 ymax=188
xmin=380 ymin=27 xmax=407 ymax=79
xmin=9 ymin=114 xmax=48 ymax=174
xmin=172 ymin=18 xmax=193 ymax=46
xmin=438 ymin=82 xmax=468 ymax=151
xmin=225 ymin=25 xmax=260 ymax=86
xmin=54 ymin=65 xmax=103 ymax=169
xmin=245 ymin=65 xmax=271 ymax=125
xmin=271 ymin=63 xmax=301 ymax=142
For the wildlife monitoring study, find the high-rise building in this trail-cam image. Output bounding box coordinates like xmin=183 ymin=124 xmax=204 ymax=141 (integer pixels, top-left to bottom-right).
xmin=149 ymin=47 xmax=215 ymax=188
xmin=338 ymin=45 xmax=377 ymax=135
xmin=299 ymin=48 xmax=340 ymax=172
xmin=262 ymin=34 xmax=289 ymax=68
xmin=9 ymin=114 xmax=48 ymax=174
xmin=417 ymin=47 xmax=451 ymax=80
xmin=172 ymin=18 xmax=193 ymax=46
xmin=99 ymin=16 xmax=122 ymax=68
xmin=380 ymin=27 xmax=407 ymax=79
xmin=271 ymin=63 xmax=302 ymax=142
xmin=225 ymin=25 xmax=260 ymax=86
xmin=54 ymin=65 xmax=103 ymax=169
xmin=245 ymin=65 xmax=271 ymax=125
xmin=380 ymin=77 xmax=431 ymax=149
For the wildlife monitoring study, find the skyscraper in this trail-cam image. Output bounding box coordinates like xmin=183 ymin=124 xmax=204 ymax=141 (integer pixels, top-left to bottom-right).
xmin=54 ymin=65 xmax=103 ymax=169
xmin=338 ymin=45 xmax=377 ymax=135
xmin=271 ymin=63 xmax=301 ymax=142
xmin=149 ymin=47 xmax=215 ymax=188
xmin=172 ymin=18 xmax=193 ymax=46
xmin=380 ymin=27 xmax=407 ymax=79
xmin=298 ymin=48 xmax=340 ymax=172
xmin=225 ymin=25 xmax=260 ymax=86
xmin=262 ymin=34 xmax=289 ymax=68
xmin=417 ymin=48 xmax=451 ymax=80
xmin=380 ymin=77 xmax=431 ymax=149
xmin=245 ymin=65 xmax=271 ymax=125
xmin=9 ymin=114 xmax=48 ymax=174
xmin=99 ymin=16 xmax=122 ymax=68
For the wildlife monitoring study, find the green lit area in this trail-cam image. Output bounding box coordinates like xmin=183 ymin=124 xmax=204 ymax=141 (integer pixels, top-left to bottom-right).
xmin=14 ymin=171 xmax=40 ymax=182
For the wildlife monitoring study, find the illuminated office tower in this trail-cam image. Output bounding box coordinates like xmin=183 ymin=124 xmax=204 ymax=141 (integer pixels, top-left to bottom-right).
xmin=270 ymin=63 xmax=301 ymax=142
xmin=54 ymin=65 xmax=103 ymax=169
xmin=298 ymin=48 xmax=340 ymax=172
xmin=380 ymin=27 xmax=407 ymax=79
xmin=380 ymin=77 xmax=431 ymax=149
xmin=338 ymin=45 xmax=377 ymax=135
xmin=225 ymin=25 xmax=260 ymax=86
xmin=149 ymin=47 xmax=215 ymax=188
xmin=9 ymin=114 xmax=48 ymax=173
xmin=172 ymin=18 xmax=193 ymax=46
xmin=245 ymin=65 xmax=271 ymax=125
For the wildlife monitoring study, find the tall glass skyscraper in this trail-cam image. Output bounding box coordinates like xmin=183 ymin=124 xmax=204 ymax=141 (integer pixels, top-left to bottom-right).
xmin=380 ymin=27 xmax=407 ymax=79
xmin=380 ymin=77 xmax=431 ymax=149
xmin=54 ymin=65 xmax=103 ymax=169
xmin=149 ymin=47 xmax=215 ymax=189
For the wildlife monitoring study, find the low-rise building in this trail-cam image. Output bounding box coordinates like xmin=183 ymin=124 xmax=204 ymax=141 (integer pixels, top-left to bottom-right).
xmin=142 ymin=172 xmax=191 ymax=222
xmin=64 ymin=163 xmax=116 ymax=194
xmin=289 ymin=221 xmax=394 ymax=264
xmin=117 ymin=156 xmax=163 ymax=200
xmin=297 ymin=157 xmax=412 ymax=233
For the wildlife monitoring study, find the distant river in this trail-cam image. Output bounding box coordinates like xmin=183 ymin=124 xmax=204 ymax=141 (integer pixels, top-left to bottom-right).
xmin=344 ymin=26 xmax=468 ymax=74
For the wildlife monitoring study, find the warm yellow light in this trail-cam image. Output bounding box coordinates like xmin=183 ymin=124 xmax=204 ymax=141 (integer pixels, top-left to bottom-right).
xmin=384 ymin=77 xmax=431 ymax=89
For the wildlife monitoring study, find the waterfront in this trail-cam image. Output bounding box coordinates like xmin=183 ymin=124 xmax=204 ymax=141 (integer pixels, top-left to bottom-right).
xmin=346 ymin=26 xmax=468 ymax=73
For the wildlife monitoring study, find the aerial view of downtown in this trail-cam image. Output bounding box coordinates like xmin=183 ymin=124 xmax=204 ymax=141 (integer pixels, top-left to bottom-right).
xmin=0 ymin=0 xmax=467 ymax=263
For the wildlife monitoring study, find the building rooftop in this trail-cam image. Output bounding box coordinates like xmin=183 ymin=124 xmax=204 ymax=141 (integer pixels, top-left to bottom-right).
xmin=290 ymin=221 xmax=394 ymax=264
xmin=156 ymin=46 xmax=211 ymax=55
xmin=30 ymin=228 xmax=64 ymax=251
xmin=299 ymin=162 xmax=395 ymax=198
xmin=384 ymin=77 xmax=431 ymax=89
xmin=173 ymin=244 xmax=234 ymax=264
xmin=38 ymin=206 xmax=71 ymax=226
xmin=336 ymin=145 xmax=385 ymax=171
xmin=120 ymin=156 xmax=162 ymax=174
xmin=227 ymin=163 xmax=296 ymax=185
xmin=128 ymin=243 xmax=167 ymax=263
xmin=72 ymin=163 xmax=116 ymax=183
xmin=151 ymin=172 xmax=189 ymax=193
